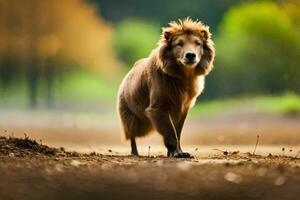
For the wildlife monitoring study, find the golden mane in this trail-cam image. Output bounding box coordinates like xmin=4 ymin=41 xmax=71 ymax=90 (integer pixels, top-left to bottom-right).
xmin=161 ymin=17 xmax=212 ymax=42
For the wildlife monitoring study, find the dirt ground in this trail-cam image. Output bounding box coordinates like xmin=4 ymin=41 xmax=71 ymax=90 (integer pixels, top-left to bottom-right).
xmin=0 ymin=136 xmax=299 ymax=200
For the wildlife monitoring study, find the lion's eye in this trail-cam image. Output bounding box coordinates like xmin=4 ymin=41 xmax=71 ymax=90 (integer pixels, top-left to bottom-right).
xmin=195 ymin=41 xmax=202 ymax=46
xmin=177 ymin=42 xmax=183 ymax=47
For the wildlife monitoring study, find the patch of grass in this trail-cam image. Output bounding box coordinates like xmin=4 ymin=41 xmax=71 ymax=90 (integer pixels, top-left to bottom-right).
xmin=189 ymin=98 xmax=242 ymax=117
xmin=0 ymin=80 xmax=28 ymax=108
xmin=55 ymin=69 xmax=119 ymax=103
xmin=0 ymin=68 xmax=121 ymax=109
xmin=190 ymin=93 xmax=300 ymax=117
xmin=254 ymin=93 xmax=300 ymax=116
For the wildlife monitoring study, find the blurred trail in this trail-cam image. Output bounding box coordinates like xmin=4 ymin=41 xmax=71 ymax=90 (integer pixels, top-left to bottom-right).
xmin=0 ymin=109 xmax=299 ymax=148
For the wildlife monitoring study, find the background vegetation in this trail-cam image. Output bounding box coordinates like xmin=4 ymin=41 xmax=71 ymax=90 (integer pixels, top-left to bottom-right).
xmin=0 ymin=0 xmax=299 ymax=115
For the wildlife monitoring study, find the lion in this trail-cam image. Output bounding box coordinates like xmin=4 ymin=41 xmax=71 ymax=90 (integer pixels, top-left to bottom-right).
xmin=117 ymin=18 xmax=215 ymax=158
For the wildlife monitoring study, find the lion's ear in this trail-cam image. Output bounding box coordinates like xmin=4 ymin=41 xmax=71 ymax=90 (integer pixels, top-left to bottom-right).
xmin=164 ymin=31 xmax=171 ymax=40
xmin=200 ymin=30 xmax=209 ymax=41
xmin=162 ymin=28 xmax=173 ymax=42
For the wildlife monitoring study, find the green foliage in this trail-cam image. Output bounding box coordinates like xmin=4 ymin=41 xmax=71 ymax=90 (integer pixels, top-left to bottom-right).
xmin=207 ymin=1 xmax=300 ymax=98
xmin=56 ymin=68 xmax=119 ymax=103
xmin=114 ymin=18 xmax=160 ymax=67
xmin=190 ymin=98 xmax=242 ymax=117
xmin=0 ymin=68 xmax=119 ymax=109
xmin=255 ymin=92 xmax=300 ymax=116
xmin=190 ymin=93 xmax=300 ymax=117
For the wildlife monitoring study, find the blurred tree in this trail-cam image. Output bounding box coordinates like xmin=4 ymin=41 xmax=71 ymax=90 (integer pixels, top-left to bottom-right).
xmin=114 ymin=19 xmax=160 ymax=67
xmin=90 ymin=0 xmax=259 ymax=32
xmin=0 ymin=52 xmax=22 ymax=93
xmin=0 ymin=0 xmax=119 ymax=108
xmin=206 ymin=1 xmax=300 ymax=98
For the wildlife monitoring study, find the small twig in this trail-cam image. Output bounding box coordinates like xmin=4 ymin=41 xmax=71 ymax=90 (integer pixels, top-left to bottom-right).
xmin=148 ymin=146 xmax=151 ymax=157
xmin=295 ymin=150 xmax=300 ymax=159
xmin=253 ymin=135 xmax=260 ymax=155
xmin=212 ymin=148 xmax=228 ymax=155
xmin=212 ymin=148 xmax=224 ymax=153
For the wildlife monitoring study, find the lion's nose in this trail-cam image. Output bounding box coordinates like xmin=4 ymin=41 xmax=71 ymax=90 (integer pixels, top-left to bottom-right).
xmin=185 ymin=52 xmax=196 ymax=61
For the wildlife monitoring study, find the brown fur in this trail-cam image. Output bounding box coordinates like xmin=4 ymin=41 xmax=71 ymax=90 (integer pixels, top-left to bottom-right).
xmin=117 ymin=18 xmax=215 ymax=157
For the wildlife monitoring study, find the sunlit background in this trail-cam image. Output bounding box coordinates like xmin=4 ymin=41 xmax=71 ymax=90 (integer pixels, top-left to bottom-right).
xmin=0 ymin=0 xmax=299 ymax=154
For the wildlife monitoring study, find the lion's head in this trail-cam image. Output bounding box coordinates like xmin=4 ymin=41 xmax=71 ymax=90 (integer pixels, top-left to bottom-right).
xmin=156 ymin=18 xmax=215 ymax=78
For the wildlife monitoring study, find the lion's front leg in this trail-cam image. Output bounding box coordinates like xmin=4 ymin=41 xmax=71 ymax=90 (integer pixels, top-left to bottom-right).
xmin=169 ymin=111 xmax=192 ymax=158
xmin=146 ymin=107 xmax=192 ymax=158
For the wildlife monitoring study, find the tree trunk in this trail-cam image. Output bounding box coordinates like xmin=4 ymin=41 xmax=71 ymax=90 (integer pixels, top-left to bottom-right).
xmin=27 ymin=60 xmax=38 ymax=109
xmin=45 ymin=61 xmax=55 ymax=108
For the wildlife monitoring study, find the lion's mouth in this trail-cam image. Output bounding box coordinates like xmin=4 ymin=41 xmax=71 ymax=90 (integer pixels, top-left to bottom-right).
xmin=182 ymin=59 xmax=198 ymax=67
xmin=185 ymin=60 xmax=196 ymax=64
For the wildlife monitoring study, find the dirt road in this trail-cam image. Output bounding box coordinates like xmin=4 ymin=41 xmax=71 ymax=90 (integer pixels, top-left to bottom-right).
xmin=0 ymin=136 xmax=299 ymax=200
